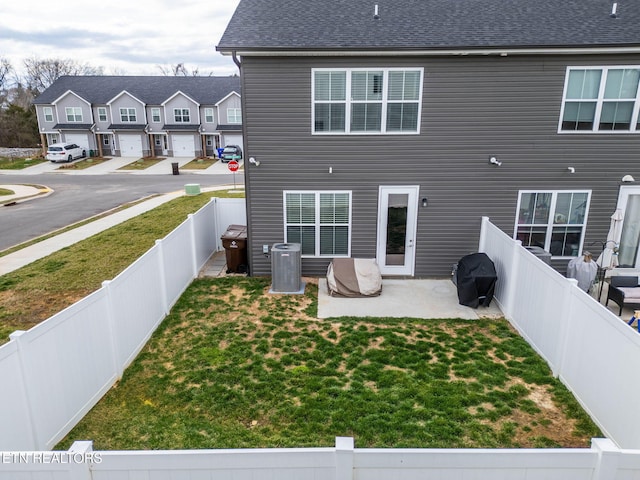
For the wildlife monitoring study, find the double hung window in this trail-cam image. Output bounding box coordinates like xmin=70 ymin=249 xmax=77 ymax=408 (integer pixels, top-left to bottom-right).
xmin=204 ymin=108 xmax=215 ymax=123
xmin=119 ymin=107 xmax=136 ymax=122
xmin=151 ymin=108 xmax=161 ymax=123
xmin=174 ymin=108 xmax=190 ymax=123
xmin=43 ymin=107 xmax=53 ymax=122
xmin=227 ymin=108 xmax=241 ymax=124
xmin=65 ymin=107 xmax=82 ymax=122
xmin=515 ymin=191 xmax=591 ymax=257
xmin=97 ymin=107 xmax=107 ymax=122
xmin=560 ymin=67 xmax=640 ymax=132
xmin=313 ymin=68 xmax=422 ymax=134
xmin=284 ymin=192 xmax=351 ymax=257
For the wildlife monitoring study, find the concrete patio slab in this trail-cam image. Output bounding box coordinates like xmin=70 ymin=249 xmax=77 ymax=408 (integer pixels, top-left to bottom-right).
xmin=318 ymin=278 xmax=503 ymax=320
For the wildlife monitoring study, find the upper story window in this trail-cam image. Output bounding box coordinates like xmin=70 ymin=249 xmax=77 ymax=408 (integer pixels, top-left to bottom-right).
xmin=313 ymin=68 xmax=423 ymax=134
xmin=65 ymin=107 xmax=82 ymax=123
xmin=43 ymin=107 xmax=53 ymax=122
xmin=559 ymin=67 xmax=640 ymax=133
xmin=119 ymin=107 xmax=137 ymax=123
xmin=151 ymin=108 xmax=161 ymax=123
xmin=515 ymin=190 xmax=591 ymax=258
xmin=97 ymin=107 xmax=107 ymax=122
xmin=284 ymin=191 xmax=351 ymax=257
xmin=204 ymin=108 xmax=215 ymax=123
xmin=227 ymin=108 xmax=241 ymax=124
xmin=174 ymin=108 xmax=190 ymax=123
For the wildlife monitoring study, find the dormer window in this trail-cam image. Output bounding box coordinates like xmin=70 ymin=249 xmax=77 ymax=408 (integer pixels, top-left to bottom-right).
xmin=120 ymin=108 xmax=137 ymax=123
xmin=174 ymin=108 xmax=190 ymax=123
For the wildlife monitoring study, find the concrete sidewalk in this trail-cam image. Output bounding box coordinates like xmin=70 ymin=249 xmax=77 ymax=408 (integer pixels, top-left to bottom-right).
xmin=1 ymin=184 xmax=52 ymax=203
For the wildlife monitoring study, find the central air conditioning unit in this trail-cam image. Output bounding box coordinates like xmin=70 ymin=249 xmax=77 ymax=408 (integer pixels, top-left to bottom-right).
xmin=270 ymin=243 xmax=303 ymax=293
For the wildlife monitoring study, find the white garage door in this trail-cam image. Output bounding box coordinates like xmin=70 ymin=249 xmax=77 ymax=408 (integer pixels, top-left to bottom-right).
xmin=172 ymin=134 xmax=195 ymax=157
xmin=223 ymin=134 xmax=243 ymax=148
xmin=64 ymin=134 xmax=89 ymax=151
xmin=119 ymin=134 xmax=143 ymax=157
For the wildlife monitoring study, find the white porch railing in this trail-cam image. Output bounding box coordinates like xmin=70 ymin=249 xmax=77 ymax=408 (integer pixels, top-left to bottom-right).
xmin=0 ymin=197 xmax=246 ymax=451
xmin=479 ymin=216 xmax=640 ymax=450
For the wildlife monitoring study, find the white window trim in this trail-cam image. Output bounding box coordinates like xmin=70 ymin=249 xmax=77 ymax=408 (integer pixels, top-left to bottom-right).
xmin=43 ymin=107 xmax=53 ymax=122
xmin=119 ymin=107 xmax=137 ymax=123
xmin=227 ymin=108 xmax=241 ymax=124
xmin=514 ymin=190 xmax=592 ymax=258
xmin=173 ymin=108 xmax=190 ymax=123
xmin=283 ymin=190 xmax=352 ymax=258
xmin=311 ymin=67 xmax=424 ymax=135
xmin=558 ymin=65 xmax=640 ymax=134
xmin=151 ymin=108 xmax=161 ymax=123
xmin=65 ymin=107 xmax=83 ymax=123
xmin=97 ymin=107 xmax=107 ymax=122
xmin=204 ymin=108 xmax=215 ymax=123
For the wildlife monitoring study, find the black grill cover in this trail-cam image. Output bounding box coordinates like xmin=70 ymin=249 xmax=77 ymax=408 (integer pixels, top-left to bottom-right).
xmin=455 ymin=253 xmax=497 ymax=308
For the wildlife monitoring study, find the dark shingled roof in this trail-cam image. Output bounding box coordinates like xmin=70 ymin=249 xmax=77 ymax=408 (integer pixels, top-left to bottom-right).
xmin=34 ymin=76 xmax=241 ymax=105
xmin=217 ymin=0 xmax=640 ymax=52
xmin=52 ymin=123 xmax=93 ymax=130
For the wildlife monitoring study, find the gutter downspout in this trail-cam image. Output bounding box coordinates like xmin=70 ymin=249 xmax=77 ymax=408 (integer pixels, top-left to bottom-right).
xmin=232 ymin=51 xmax=242 ymax=70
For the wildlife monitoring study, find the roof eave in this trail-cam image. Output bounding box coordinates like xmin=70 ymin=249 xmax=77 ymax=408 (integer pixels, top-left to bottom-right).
xmin=217 ymin=44 xmax=640 ymax=57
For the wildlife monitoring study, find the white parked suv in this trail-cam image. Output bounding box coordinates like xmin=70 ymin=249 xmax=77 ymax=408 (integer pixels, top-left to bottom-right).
xmin=46 ymin=143 xmax=86 ymax=162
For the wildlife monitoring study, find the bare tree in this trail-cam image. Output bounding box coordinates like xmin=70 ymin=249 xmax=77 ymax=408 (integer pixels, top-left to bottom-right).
xmin=22 ymin=57 xmax=104 ymax=94
xmin=157 ymin=63 xmax=209 ymax=77
xmin=0 ymin=58 xmax=12 ymax=106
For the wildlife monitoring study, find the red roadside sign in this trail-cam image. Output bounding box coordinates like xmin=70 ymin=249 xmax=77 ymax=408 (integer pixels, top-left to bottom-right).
xmin=227 ymin=160 xmax=240 ymax=172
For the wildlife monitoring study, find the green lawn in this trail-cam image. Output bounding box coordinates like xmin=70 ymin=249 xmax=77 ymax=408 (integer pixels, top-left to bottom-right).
xmin=57 ymin=157 xmax=111 ymax=170
xmin=0 ymin=156 xmax=46 ymax=170
xmin=181 ymin=158 xmax=216 ymax=169
xmin=55 ymin=276 xmax=601 ymax=450
xmin=118 ymin=158 xmax=165 ymax=170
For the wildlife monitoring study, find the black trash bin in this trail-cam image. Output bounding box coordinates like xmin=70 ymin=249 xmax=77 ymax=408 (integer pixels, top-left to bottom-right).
xmin=453 ymin=253 xmax=497 ymax=308
xmin=171 ymin=162 xmax=179 ymax=175
xmin=221 ymin=225 xmax=248 ymax=273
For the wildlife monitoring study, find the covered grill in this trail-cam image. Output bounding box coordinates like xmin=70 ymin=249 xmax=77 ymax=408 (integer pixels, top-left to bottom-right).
xmin=453 ymin=253 xmax=497 ymax=308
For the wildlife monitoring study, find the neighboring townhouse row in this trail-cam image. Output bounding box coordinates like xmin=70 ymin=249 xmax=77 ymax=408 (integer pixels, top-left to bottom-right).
xmin=217 ymin=0 xmax=640 ymax=278
xmin=33 ymin=76 xmax=242 ymax=158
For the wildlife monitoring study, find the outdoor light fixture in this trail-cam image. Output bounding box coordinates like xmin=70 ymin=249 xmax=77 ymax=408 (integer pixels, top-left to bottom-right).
xmin=248 ymin=157 xmax=260 ymax=167
xmin=489 ymin=156 xmax=502 ymax=166
xmin=567 ymin=166 xmax=575 ymax=174
xmin=622 ymin=174 xmax=635 ymax=183
xmin=422 ymin=197 xmax=428 ymax=207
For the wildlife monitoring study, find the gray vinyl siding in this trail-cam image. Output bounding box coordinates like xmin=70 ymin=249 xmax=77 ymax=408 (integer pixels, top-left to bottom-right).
xmin=241 ymin=54 xmax=640 ymax=277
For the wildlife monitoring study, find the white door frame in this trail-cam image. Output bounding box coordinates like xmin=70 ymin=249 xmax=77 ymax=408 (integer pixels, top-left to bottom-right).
xmin=616 ymin=185 xmax=640 ymax=267
xmin=376 ymin=185 xmax=419 ymax=276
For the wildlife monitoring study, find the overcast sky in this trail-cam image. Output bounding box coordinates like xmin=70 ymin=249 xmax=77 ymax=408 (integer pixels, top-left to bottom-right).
xmin=0 ymin=0 xmax=242 ymax=79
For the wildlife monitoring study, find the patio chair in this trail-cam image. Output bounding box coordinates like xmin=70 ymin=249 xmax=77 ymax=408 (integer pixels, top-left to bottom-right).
xmin=606 ymin=276 xmax=640 ymax=316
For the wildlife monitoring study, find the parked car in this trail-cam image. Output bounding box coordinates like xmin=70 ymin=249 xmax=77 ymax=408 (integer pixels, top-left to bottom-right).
xmin=221 ymin=145 xmax=242 ymax=162
xmin=46 ymin=143 xmax=86 ymax=163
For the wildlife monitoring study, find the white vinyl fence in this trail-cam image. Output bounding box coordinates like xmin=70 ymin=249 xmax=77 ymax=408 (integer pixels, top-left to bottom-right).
xmin=4 ymin=213 xmax=640 ymax=479
xmin=0 ymin=197 xmax=246 ymax=451
xmin=479 ymin=216 xmax=640 ymax=450
xmin=2 ymin=437 xmax=640 ymax=480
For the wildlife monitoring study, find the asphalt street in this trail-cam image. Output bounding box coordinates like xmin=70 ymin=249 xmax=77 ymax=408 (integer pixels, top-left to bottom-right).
xmin=0 ymin=173 xmax=240 ymax=251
